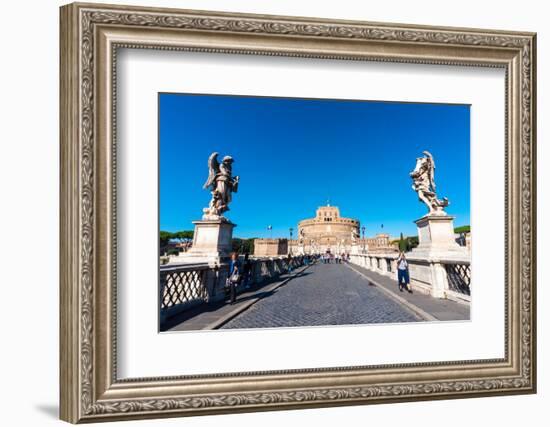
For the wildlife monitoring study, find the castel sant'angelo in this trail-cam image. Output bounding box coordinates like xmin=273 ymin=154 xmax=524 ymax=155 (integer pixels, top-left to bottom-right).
xmin=254 ymin=204 xmax=395 ymax=256
xmin=297 ymin=205 xmax=359 ymax=252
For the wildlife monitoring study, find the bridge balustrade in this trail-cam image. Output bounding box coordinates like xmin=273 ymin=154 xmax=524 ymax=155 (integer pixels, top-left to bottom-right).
xmin=349 ymin=253 xmax=471 ymax=303
xmin=160 ymin=255 xmax=306 ymax=323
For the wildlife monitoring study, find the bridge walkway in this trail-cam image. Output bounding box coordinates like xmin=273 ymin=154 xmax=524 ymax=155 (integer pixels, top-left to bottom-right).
xmin=346 ymin=262 xmax=470 ymax=322
xmin=167 ymin=261 xmax=469 ymax=332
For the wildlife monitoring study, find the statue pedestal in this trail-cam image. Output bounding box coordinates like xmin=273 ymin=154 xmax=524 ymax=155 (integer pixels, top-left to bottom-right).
xmin=410 ymin=214 xmax=468 ymax=259
xmin=408 ymin=214 xmax=469 ymax=299
xmin=171 ymin=219 xmax=236 ymax=264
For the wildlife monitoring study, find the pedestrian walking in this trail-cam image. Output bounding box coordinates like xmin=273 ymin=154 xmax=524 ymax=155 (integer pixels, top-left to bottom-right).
xmin=227 ymin=252 xmax=241 ymax=304
xmin=242 ymin=253 xmax=252 ymax=289
xmin=287 ymin=253 xmax=293 ymax=274
xmin=396 ymin=251 xmax=412 ymax=293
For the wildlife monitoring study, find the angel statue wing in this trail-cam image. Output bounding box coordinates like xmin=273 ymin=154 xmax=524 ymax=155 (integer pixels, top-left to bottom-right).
xmin=422 ymin=150 xmax=436 ymax=191
xmin=203 ymin=152 xmax=220 ymax=189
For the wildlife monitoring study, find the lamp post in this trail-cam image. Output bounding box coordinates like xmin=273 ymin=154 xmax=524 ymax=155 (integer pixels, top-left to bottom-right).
xmin=361 ymin=226 xmax=366 ymax=253
xmin=289 ymin=227 xmax=293 ymax=255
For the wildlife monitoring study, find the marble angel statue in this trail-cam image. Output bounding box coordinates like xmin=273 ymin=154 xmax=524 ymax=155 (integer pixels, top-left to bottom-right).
xmin=410 ymin=150 xmax=449 ymax=216
xmin=202 ymin=152 xmax=239 ymax=220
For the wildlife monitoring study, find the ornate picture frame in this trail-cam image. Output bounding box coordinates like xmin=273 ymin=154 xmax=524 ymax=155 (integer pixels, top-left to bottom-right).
xmin=60 ymin=2 xmax=536 ymax=423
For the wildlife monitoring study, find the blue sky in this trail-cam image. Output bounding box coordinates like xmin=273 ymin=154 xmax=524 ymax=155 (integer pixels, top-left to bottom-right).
xmin=159 ymin=93 xmax=470 ymax=239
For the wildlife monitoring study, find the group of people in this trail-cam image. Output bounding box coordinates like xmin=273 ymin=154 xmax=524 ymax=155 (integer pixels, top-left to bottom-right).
xmin=226 ymin=252 xmax=307 ymax=305
xmin=226 ymin=250 xmax=413 ymax=305
xmin=321 ymin=251 xmax=350 ymax=264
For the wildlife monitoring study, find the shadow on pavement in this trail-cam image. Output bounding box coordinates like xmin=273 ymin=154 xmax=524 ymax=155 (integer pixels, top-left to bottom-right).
xmin=160 ymin=268 xmax=313 ymax=331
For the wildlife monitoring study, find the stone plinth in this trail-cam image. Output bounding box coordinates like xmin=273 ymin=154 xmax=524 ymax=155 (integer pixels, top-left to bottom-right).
xmin=407 ymin=215 xmax=469 ymax=299
xmin=170 ymin=219 xmax=236 ymax=264
xmin=411 ymin=214 xmax=468 ymax=260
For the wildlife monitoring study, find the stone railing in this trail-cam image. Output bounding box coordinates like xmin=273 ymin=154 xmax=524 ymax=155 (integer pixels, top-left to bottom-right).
xmin=349 ymin=253 xmax=471 ymax=303
xmin=159 ymin=263 xmax=218 ymax=323
xmin=159 ymin=255 xmax=307 ymax=325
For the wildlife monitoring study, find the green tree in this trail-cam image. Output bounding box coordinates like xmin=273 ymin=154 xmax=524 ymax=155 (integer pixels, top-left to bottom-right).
xmin=408 ymin=236 xmax=419 ymax=250
xmin=159 ymin=230 xmax=173 ymax=247
xmin=173 ymin=230 xmax=194 ymax=243
xmin=398 ymin=232 xmax=407 ymax=252
xmin=454 ymin=225 xmax=471 ymax=234
xmin=394 ymin=234 xmax=419 ymax=252
xmin=231 ymin=238 xmax=256 ymax=254
xmin=241 ymin=238 xmax=256 ymax=254
xmin=231 ymin=238 xmax=243 ymax=254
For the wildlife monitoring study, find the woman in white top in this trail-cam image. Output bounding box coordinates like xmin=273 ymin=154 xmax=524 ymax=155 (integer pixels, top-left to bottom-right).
xmin=396 ymin=252 xmax=412 ymax=293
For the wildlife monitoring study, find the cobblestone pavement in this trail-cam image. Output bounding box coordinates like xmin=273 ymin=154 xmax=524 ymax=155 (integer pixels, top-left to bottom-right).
xmin=221 ymin=262 xmax=421 ymax=329
xmin=348 ymin=263 xmax=470 ymax=321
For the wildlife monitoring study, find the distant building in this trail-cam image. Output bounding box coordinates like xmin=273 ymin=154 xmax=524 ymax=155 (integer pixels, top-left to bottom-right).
xmin=251 ymin=205 xmax=399 ymax=257
xmin=253 ymin=238 xmax=289 ymax=257
xmin=283 ymin=205 xmax=399 ymax=255
xmin=363 ymin=233 xmax=397 ymax=253
xmin=289 ymin=205 xmax=359 ymax=255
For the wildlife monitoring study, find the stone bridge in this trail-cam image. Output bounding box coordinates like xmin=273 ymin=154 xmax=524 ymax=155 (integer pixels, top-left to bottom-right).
xmin=160 ymin=253 xmax=470 ymax=331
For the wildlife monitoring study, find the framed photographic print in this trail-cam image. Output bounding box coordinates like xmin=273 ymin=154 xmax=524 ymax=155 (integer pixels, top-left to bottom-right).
xmin=60 ymin=2 xmax=537 ymax=423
